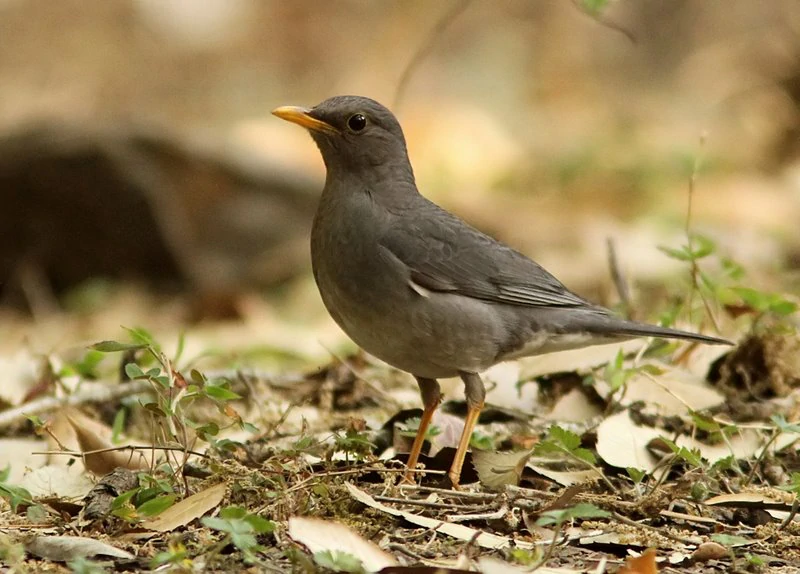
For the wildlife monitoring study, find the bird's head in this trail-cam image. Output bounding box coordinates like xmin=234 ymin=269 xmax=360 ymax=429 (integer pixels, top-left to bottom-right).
xmin=272 ymin=96 xmax=412 ymax=180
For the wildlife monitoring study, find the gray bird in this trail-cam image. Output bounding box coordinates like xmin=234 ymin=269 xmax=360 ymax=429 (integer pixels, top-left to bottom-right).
xmin=272 ymin=95 xmax=731 ymax=487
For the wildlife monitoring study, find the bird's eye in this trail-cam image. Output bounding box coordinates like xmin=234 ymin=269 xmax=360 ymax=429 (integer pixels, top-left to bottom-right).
xmin=347 ymin=113 xmax=367 ymax=132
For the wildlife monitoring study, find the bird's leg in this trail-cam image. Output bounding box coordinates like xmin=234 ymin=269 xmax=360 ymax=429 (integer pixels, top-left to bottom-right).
xmin=403 ymin=377 xmax=441 ymax=483
xmin=449 ymin=371 xmax=486 ymax=488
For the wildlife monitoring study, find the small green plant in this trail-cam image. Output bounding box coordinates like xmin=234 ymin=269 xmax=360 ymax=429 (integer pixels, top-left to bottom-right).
xmin=508 ymin=547 xmax=542 ymax=566
xmin=66 ymin=557 xmax=108 ymax=574
xmin=91 ymin=328 xmax=255 ymax=479
xmin=535 ymin=425 xmax=596 ymax=466
xmin=333 ymin=427 xmax=374 ymax=461
xmin=397 ymin=417 xmax=441 ymax=442
xmin=0 ymin=466 xmax=34 ymax=513
xmin=470 ymin=431 xmax=494 ymax=450
xmin=534 ymin=426 xmax=614 ymax=490
xmin=202 ymin=506 xmax=274 ymax=564
xmin=313 ymin=550 xmax=365 ymax=573
xmin=150 ymin=540 xmax=193 ymax=570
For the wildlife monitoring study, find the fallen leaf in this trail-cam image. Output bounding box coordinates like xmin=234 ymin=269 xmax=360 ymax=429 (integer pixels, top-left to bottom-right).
xmin=25 ymin=535 xmax=134 ymax=561
xmin=675 ymin=429 xmax=763 ymax=465
xmin=618 ymin=548 xmax=658 ymax=574
xmin=19 ymin=465 xmax=94 ymax=499
xmin=595 ymin=411 xmax=661 ymax=472
xmin=617 ymin=370 xmax=724 ymax=415
xmin=472 ymin=449 xmax=532 ymax=488
xmin=691 ymin=541 xmax=728 ymax=562
xmin=141 ymin=482 xmax=227 ymax=532
xmin=288 ymin=516 xmax=397 ymax=572
xmin=545 ymin=387 xmax=602 ymax=422
xmin=65 ymin=412 xmax=148 ymax=475
xmin=345 ymin=482 xmax=537 ymax=551
xmin=526 ymin=464 xmax=600 ymax=487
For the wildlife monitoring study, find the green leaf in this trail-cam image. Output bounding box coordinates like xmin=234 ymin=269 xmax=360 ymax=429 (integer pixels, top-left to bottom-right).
xmin=771 ymin=414 xmax=800 ymax=434
xmin=657 ymin=245 xmax=692 ymax=262
xmin=137 ymin=494 xmax=177 ymax=517
xmin=91 ymin=340 xmax=148 ymax=353
xmin=123 ymin=326 xmax=158 ymax=349
xmin=244 ymin=515 xmax=275 ymax=534
xmin=124 ymin=363 xmax=146 ymax=380
xmin=711 ymin=533 xmax=750 ymax=547
xmin=536 ymin=503 xmax=610 ymax=526
xmin=111 ymin=408 xmax=127 ymax=444
xmin=580 ymin=0 xmax=610 ymax=15
xmin=572 ymin=447 xmax=597 ymax=465
xmin=549 ymin=425 xmax=581 ymax=451
xmin=626 ymin=467 xmax=646 ymax=483
xmin=204 ymin=384 xmax=241 ymax=401
xmin=219 ymin=506 xmax=248 ymax=520
xmin=313 ymin=550 xmax=365 ymax=573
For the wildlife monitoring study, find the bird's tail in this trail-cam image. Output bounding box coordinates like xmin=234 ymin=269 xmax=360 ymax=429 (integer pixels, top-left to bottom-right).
xmin=595 ymin=316 xmax=732 ymax=346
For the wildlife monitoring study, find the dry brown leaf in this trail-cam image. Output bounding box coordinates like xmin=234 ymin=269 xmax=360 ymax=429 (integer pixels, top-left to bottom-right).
xmin=595 ymin=411 xmax=661 ymax=472
xmin=0 ymin=438 xmax=48 ymax=483
xmin=65 ymin=412 xmax=148 ymax=475
xmin=704 ymin=490 xmax=794 ymax=509
xmin=545 ymin=387 xmax=602 ymax=422
xmin=617 ymin=370 xmax=724 ymax=415
xmin=618 ymin=548 xmax=658 ymax=574
xmin=288 ymin=516 xmax=397 ymax=572
xmin=141 ymin=482 xmax=227 ymax=532
xmin=691 ymin=542 xmax=728 ymax=562
xmin=472 ymin=449 xmax=532 ymax=488
xmin=526 ymin=465 xmax=600 ymax=487
xmin=25 ymin=535 xmax=134 ymax=561
xmin=675 ymin=429 xmax=762 ymax=465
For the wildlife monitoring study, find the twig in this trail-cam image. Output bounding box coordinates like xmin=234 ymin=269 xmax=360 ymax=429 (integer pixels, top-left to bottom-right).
xmin=684 ymin=132 xmax=722 ymax=333
xmin=394 ymin=0 xmax=473 ymax=107
xmin=447 ymin=503 xmax=508 ymax=523
xmin=570 ymin=0 xmax=637 ymax=44
xmin=606 ymin=237 xmax=633 ymax=319
xmin=398 ymin=484 xmax=498 ymax=500
xmin=374 ymin=495 xmax=484 ymax=511
xmin=778 ymin=497 xmax=800 ymax=531
xmin=0 ymin=379 xmax=152 ymax=430
xmin=33 ymin=444 xmax=209 ymax=459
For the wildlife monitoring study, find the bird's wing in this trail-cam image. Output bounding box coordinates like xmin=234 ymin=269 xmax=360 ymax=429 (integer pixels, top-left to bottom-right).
xmin=380 ymin=203 xmax=590 ymax=308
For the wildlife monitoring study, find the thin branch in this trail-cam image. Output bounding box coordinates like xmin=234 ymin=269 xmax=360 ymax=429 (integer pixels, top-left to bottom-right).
xmin=394 ymin=0 xmax=473 ymax=107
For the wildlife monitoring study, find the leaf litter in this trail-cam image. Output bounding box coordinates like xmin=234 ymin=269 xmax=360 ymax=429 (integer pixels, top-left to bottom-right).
xmin=0 ymin=310 xmax=799 ymax=571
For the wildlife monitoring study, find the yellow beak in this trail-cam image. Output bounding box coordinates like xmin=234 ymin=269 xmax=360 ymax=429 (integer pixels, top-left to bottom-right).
xmin=271 ymin=106 xmax=339 ymax=134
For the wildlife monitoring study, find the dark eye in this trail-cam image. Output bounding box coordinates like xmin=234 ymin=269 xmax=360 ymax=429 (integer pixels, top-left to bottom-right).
xmin=347 ymin=113 xmax=367 ymax=132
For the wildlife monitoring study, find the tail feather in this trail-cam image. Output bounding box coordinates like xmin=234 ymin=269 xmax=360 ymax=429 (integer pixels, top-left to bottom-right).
xmin=597 ymin=317 xmax=732 ymax=346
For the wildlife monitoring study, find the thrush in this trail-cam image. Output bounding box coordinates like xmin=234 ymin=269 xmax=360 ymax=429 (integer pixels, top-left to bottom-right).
xmin=272 ymin=95 xmax=731 ymax=487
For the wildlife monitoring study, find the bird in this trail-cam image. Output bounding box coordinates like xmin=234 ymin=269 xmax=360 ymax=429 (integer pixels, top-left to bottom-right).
xmin=272 ymin=95 xmax=732 ymax=488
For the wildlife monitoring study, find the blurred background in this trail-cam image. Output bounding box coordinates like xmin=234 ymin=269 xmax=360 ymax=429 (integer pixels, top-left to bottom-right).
xmin=1 ymin=0 xmax=798 ymax=367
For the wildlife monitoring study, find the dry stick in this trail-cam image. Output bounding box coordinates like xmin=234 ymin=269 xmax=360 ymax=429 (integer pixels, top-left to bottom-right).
xmin=606 ymin=237 xmax=633 ymax=319
xmin=0 ymin=379 xmax=152 ymax=430
xmin=34 ymin=444 xmax=209 ymax=459
xmin=374 ymin=494 xmax=490 ymax=512
xmin=393 ymin=0 xmax=473 ymax=107
xmin=685 ymin=132 xmax=722 ymax=333
xmin=569 ymin=0 xmax=637 ymax=44
xmin=447 ymin=503 xmax=508 ymax=523
xmin=778 ymin=497 xmax=800 ymax=531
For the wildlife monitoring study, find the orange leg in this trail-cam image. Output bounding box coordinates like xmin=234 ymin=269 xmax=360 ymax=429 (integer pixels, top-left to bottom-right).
xmin=403 ymin=377 xmax=441 ymax=483
xmin=448 ymin=372 xmax=486 ymax=488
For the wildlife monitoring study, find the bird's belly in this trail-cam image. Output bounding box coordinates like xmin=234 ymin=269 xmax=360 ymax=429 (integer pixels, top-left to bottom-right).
xmin=317 ymin=278 xmax=505 ymax=379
